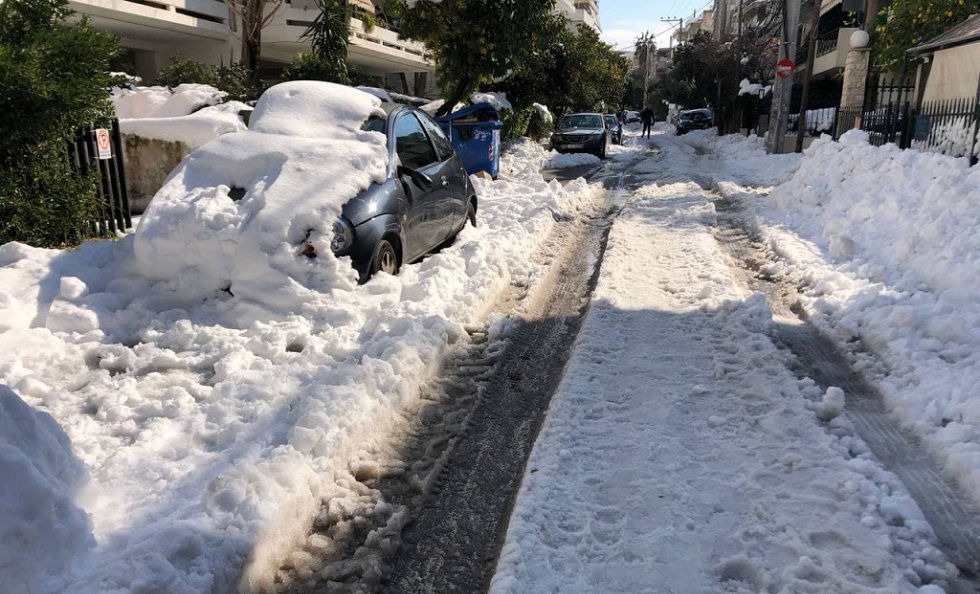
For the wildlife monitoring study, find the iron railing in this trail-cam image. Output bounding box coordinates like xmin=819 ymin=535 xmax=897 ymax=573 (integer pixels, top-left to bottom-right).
xmin=67 ymin=120 xmax=132 ymax=237
xmin=829 ymin=96 xmax=980 ymax=163
xmin=909 ymin=97 xmax=980 ymax=160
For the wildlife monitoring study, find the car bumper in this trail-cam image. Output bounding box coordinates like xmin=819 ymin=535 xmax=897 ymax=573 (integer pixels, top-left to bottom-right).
xmin=551 ymin=136 xmax=605 ymax=153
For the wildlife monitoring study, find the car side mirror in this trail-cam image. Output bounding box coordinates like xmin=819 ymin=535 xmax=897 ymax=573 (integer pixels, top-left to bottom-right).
xmin=398 ymin=165 xmax=434 ymax=190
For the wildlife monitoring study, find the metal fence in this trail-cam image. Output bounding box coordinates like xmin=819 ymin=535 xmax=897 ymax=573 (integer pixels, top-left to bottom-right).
xmin=909 ymin=97 xmax=980 ymax=160
xmin=67 ymin=120 xmax=132 ymax=237
xmin=830 ymin=97 xmax=980 ymax=163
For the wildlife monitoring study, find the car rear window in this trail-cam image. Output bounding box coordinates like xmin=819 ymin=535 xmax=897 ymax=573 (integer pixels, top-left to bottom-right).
xmin=361 ymin=115 xmax=387 ymax=134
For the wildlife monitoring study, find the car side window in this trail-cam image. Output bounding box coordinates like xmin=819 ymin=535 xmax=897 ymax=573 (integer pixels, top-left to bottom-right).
xmin=395 ymin=113 xmax=438 ymax=170
xmin=417 ymin=113 xmax=455 ymax=162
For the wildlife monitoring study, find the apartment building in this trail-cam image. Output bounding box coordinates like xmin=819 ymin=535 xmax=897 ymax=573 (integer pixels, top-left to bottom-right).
xmin=74 ymin=0 xmax=433 ymax=94
xmin=555 ymin=0 xmax=600 ymax=33
xmin=671 ymin=9 xmax=714 ymax=46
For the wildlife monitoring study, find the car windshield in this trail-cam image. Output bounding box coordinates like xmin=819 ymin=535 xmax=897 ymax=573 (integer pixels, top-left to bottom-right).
xmin=560 ymin=114 xmax=602 ymax=129
xmin=604 ymin=115 xmax=617 ymax=127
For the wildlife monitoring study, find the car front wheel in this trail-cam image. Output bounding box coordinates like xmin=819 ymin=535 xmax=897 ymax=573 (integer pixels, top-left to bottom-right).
xmin=466 ymin=199 xmax=477 ymax=227
xmin=370 ymin=238 xmax=399 ymax=278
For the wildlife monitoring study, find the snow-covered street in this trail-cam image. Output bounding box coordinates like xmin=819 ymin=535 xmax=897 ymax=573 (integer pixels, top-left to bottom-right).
xmin=3 ymin=114 xmax=980 ymax=594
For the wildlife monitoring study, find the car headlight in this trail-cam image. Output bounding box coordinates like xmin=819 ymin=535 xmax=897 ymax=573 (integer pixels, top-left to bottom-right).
xmin=331 ymin=217 xmax=355 ymax=254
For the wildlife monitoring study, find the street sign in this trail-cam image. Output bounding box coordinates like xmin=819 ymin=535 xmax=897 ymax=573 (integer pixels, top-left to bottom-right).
xmin=95 ymin=128 xmax=112 ymax=159
xmin=775 ymin=59 xmax=795 ymax=78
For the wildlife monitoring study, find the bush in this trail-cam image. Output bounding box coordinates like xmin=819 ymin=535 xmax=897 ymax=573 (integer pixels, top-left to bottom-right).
xmin=500 ymin=105 xmax=553 ymax=141
xmin=155 ymin=55 xmax=258 ymax=102
xmin=0 ymin=0 xmax=119 ymax=247
xmin=500 ymin=107 xmax=530 ymax=140
xmin=0 ymin=157 xmax=102 ymax=247
xmin=526 ymin=105 xmax=554 ymax=141
xmin=280 ymin=53 xmax=350 ymax=85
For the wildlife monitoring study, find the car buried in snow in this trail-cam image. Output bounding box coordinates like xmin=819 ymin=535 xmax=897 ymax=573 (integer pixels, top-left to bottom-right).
xmin=336 ymin=103 xmax=478 ymax=281
xmin=134 ymin=81 xmax=479 ymax=293
xmin=134 ymin=81 xmax=477 ymax=295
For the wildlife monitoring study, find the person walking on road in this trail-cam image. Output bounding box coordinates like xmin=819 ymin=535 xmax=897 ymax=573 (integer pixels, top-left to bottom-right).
xmin=640 ymin=106 xmax=654 ymax=138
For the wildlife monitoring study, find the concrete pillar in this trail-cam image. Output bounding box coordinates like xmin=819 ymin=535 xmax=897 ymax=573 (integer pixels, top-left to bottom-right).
xmin=841 ymin=48 xmax=871 ymax=109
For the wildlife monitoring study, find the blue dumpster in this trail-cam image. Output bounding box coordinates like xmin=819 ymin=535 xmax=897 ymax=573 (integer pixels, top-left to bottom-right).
xmin=436 ymin=102 xmax=502 ymax=179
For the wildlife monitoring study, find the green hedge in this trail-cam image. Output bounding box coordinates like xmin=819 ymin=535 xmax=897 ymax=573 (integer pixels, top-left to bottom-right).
xmin=155 ymin=55 xmax=258 ymax=102
xmin=0 ymin=0 xmax=119 ymax=248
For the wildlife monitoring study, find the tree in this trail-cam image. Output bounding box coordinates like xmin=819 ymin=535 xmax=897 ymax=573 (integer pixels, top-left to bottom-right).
xmin=873 ymin=0 xmax=980 ymax=72
xmin=499 ymin=22 xmax=628 ymax=116
xmin=281 ymin=0 xmax=351 ymax=83
xmin=660 ymin=32 xmax=766 ymax=133
xmin=391 ymin=0 xmax=563 ymax=115
xmin=555 ymin=25 xmax=629 ymax=113
xmin=223 ymin=0 xmax=285 ymax=84
xmin=0 ymin=0 xmax=120 ymax=247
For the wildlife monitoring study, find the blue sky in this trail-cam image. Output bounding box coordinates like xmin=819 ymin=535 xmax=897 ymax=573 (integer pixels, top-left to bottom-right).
xmin=598 ymin=0 xmax=715 ymax=52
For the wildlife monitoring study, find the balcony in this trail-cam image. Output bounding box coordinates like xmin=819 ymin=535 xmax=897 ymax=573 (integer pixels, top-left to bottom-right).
xmin=798 ymin=27 xmax=860 ymax=77
xmin=263 ymin=8 xmax=429 ymax=74
xmin=347 ymin=17 xmax=429 ymax=73
xmin=812 ymin=28 xmax=859 ymax=77
xmin=70 ymin=0 xmax=230 ymax=42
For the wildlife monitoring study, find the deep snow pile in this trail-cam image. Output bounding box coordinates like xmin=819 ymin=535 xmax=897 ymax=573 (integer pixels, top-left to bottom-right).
xmin=111 ymin=83 xmax=249 ymax=149
xmin=0 ymin=82 xmax=601 ymax=594
xmin=728 ymin=130 xmax=980 ymax=506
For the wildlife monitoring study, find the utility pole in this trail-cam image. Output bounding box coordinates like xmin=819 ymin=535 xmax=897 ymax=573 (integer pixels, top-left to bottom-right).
xmin=737 ymin=0 xmax=743 ymax=39
xmin=635 ymin=31 xmax=655 ymax=107
xmin=795 ymin=0 xmax=822 ymax=152
xmin=767 ymin=0 xmax=801 ymax=153
xmin=662 ymin=16 xmax=683 ymax=58
xmin=714 ymin=0 xmax=728 ymax=42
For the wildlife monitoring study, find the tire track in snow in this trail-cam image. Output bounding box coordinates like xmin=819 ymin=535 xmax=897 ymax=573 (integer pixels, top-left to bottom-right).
xmin=271 ymin=155 xmax=647 ymax=594
xmin=713 ymin=196 xmax=980 ymax=592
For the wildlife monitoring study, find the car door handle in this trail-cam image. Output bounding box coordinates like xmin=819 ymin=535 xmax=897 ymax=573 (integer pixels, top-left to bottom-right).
xmin=441 ymin=175 xmax=448 ymax=186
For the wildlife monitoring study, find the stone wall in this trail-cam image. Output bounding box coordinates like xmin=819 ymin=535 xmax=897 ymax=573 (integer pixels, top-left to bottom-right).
xmin=120 ymin=135 xmax=190 ymax=214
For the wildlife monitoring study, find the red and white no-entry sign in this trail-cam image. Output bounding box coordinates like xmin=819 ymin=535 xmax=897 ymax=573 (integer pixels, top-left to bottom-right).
xmin=95 ymin=128 xmax=112 ymax=159
xmin=775 ymin=58 xmax=795 ymax=79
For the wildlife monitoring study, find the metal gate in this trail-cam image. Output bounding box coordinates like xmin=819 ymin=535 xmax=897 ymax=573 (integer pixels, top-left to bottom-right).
xmin=67 ymin=120 xmax=132 ymax=237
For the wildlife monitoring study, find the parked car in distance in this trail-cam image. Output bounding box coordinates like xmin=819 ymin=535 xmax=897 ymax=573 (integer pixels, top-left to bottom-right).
xmin=550 ymin=112 xmax=613 ymax=158
xmin=625 ymin=110 xmax=641 ymax=123
xmin=675 ymin=108 xmax=714 ymax=135
xmin=604 ymin=114 xmax=623 ymax=145
xmin=338 ymin=103 xmax=478 ymax=281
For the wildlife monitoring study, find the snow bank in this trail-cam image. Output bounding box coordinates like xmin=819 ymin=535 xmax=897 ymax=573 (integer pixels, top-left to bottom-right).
xmin=111 ymin=83 xmax=227 ymax=119
xmin=742 ymin=131 xmax=980 ymax=504
xmin=0 ymin=386 xmax=94 ymax=594
xmin=112 ymin=84 xmax=248 ymax=149
xmin=0 ymin=114 xmax=601 ymax=592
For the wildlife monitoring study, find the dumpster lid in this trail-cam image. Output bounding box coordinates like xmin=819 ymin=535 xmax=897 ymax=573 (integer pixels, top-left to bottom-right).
xmin=436 ymin=102 xmax=500 ymax=123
